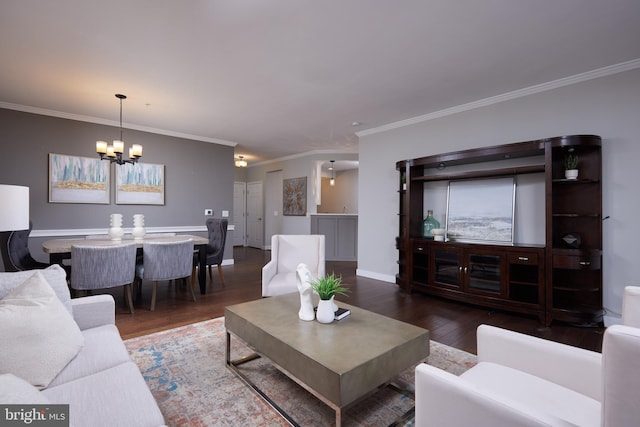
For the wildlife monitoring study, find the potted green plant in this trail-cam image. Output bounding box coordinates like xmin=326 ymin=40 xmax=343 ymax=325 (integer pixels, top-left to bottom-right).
xmin=309 ymin=272 xmax=349 ymax=323
xmin=564 ymin=152 xmax=579 ymax=180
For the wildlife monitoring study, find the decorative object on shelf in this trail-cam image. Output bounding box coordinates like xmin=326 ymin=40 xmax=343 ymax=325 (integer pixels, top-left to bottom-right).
xmin=329 ymin=160 xmax=336 ymax=186
xmin=562 ymin=233 xmax=581 ymax=249
xmin=234 ymin=156 xmax=247 ymax=168
xmin=401 ymin=174 xmax=406 ymax=190
xmin=108 ymin=213 xmax=124 ymax=241
xmin=431 ymin=228 xmax=446 ymax=242
xmin=96 ymin=94 xmax=143 ymax=166
xmin=132 ymin=214 xmax=146 ymax=240
xmin=564 ymin=150 xmax=578 ymax=180
xmin=423 ymin=210 xmax=440 ymax=238
xmin=295 ymin=263 xmax=316 ymax=321
xmin=309 ymin=272 xmax=349 ymax=324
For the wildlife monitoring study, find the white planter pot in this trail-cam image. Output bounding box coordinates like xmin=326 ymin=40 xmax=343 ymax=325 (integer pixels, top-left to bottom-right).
xmin=565 ymin=169 xmax=578 ymax=180
xmin=316 ymin=296 xmax=335 ymax=324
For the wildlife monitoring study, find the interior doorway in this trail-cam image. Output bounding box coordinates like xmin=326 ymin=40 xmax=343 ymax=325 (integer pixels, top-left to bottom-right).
xmin=233 ymin=182 xmax=246 ymax=246
xmin=246 ymin=181 xmax=264 ymax=249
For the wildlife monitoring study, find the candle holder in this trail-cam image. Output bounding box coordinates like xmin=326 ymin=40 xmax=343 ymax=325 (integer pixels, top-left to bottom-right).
xmin=108 ymin=213 xmax=124 ymax=241
xmin=132 ymin=214 xmax=146 ymax=240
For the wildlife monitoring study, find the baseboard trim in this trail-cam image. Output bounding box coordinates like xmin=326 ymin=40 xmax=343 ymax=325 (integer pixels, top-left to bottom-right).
xmin=356 ymin=268 xmax=395 ymax=284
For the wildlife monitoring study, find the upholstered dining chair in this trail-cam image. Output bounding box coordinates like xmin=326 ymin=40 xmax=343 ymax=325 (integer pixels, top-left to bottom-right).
xmin=70 ymin=242 xmax=137 ymax=313
xmin=0 ymin=221 xmax=49 ymax=272
xmin=136 ymin=238 xmax=195 ymax=311
xmin=414 ymin=286 xmax=640 ymax=427
xmin=262 ymin=234 xmax=325 ymax=297
xmin=192 ymin=218 xmax=228 ymax=288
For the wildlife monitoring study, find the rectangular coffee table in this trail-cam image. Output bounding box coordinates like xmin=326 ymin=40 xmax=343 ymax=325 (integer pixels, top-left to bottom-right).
xmin=225 ymin=293 xmax=429 ymax=426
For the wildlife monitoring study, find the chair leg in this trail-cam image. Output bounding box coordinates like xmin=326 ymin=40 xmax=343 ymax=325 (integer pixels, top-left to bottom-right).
xmin=208 ymin=265 xmax=213 ymax=281
xmin=191 ymin=265 xmax=197 ymax=290
xmin=150 ymin=281 xmax=158 ymax=311
xmin=185 ymin=277 xmax=196 ymax=302
xmin=217 ymin=264 xmax=225 ymax=286
xmin=124 ymin=284 xmax=134 ymax=314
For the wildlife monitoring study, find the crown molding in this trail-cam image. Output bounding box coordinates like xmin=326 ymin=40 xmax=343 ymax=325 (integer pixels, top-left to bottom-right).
xmin=0 ymin=102 xmax=237 ymax=147
xmin=249 ymin=148 xmax=359 ymax=168
xmin=357 ymin=58 xmax=640 ymax=137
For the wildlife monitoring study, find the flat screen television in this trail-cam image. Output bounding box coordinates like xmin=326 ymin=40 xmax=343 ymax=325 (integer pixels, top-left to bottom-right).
xmin=445 ymin=176 xmax=516 ymax=244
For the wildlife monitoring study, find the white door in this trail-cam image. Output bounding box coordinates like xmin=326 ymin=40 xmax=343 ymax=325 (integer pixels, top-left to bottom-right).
xmin=264 ymin=170 xmax=283 ymax=248
xmin=233 ymin=182 xmax=246 ymax=246
xmin=246 ymin=181 xmax=264 ymax=249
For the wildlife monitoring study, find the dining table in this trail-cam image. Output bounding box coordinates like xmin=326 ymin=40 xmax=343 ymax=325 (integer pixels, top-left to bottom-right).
xmin=42 ymin=234 xmax=211 ymax=294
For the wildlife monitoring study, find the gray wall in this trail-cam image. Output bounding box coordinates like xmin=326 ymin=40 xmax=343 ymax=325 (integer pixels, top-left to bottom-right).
xmin=0 ymin=108 xmax=235 ymax=265
xmin=358 ymin=68 xmax=640 ymax=324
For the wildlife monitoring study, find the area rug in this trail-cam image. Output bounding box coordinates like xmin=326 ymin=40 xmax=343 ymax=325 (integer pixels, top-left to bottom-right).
xmin=124 ymin=317 xmax=477 ymax=426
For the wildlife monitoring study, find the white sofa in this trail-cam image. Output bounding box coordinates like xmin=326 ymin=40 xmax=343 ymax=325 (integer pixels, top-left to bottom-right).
xmin=415 ymin=286 xmax=640 ymax=427
xmin=262 ymin=234 xmax=325 ymax=297
xmin=0 ymin=265 xmax=166 ymax=427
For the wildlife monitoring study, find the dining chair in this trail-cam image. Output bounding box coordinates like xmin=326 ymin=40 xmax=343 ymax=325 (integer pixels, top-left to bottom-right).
xmin=136 ymin=238 xmax=195 ymax=311
xmin=0 ymin=221 xmax=49 ymax=272
xmin=70 ymin=242 xmax=137 ymax=313
xmin=192 ymin=218 xmax=228 ymax=289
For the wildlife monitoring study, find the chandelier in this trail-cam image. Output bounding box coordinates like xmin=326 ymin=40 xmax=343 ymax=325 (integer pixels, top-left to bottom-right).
xmin=235 ymin=156 xmax=247 ymax=168
xmin=96 ymin=94 xmax=143 ymax=165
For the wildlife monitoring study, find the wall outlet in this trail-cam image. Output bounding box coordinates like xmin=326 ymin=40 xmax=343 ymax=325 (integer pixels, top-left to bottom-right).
xmin=204 ymin=209 xmax=213 ymax=216
xmin=221 ymin=210 xmax=229 ymax=217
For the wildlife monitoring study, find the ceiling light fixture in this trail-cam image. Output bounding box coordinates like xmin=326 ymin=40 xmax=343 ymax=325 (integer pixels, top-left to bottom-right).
xmin=329 ymin=160 xmax=335 ymax=186
xmin=235 ymin=155 xmax=247 ymax=168
xmin=96 ymin=94 xmax=143 ymax=165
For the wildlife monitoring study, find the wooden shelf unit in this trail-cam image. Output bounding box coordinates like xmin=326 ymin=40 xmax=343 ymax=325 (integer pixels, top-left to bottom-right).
xmin=396 ymin=135 xmax=603 ymax=326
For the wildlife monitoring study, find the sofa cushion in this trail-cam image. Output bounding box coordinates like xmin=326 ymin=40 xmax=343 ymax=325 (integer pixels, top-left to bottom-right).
xmin=0 ymin=271 xmax=84 ymax=389
xmin=48 ymin=324 xmax=131 ymax=388
xmin=0 ymin=264 xmax=72 ymax=315
xmin=43 ymin=361 xmax=166 ymax=427
xmin=0 ymin=373 xmax=51 ymax=404
xmin=461 ymin=361 xmax=600 ymax=427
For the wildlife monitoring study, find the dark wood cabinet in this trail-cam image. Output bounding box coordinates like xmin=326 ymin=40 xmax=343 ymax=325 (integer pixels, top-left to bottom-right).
xmin=396 ymin=135 xmax=602 ymax=326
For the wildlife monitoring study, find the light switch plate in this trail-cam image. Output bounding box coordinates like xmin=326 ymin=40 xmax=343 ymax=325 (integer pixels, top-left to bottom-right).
xmin=221 ymin=210 xmax=229 ymax=217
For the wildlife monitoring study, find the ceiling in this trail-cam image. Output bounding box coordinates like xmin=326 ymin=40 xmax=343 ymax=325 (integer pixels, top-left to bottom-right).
xmin=1 ymin=1 xmax=639 ymax=165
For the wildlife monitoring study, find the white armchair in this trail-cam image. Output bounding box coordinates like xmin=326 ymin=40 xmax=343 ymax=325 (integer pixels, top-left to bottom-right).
xmin=415 ymin=286 xmax=640 ymax=427
xmin=262 ymin=234 xmax=325 ymax=297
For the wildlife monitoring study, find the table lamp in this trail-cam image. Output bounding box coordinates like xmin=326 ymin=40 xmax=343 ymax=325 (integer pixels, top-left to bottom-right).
xmin=0 ymin=184 xmax=29 ymax=231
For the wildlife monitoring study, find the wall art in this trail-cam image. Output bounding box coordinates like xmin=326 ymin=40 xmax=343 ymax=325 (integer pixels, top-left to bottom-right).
xmin=283 ymin=177 xmax=307 ymax=216
xmin=116 ymin=162 xmax=165 ymax=205
xmin=48 ymin=153 xmax=110 ymax=204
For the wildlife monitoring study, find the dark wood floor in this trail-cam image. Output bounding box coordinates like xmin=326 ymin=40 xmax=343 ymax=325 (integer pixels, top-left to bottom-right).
xmin=112 ymin=246 xmax=604 ymax=355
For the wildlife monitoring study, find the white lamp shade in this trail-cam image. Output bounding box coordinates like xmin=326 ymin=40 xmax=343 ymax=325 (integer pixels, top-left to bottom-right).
xmin=0 ymin=185 xmax=29 ymax=231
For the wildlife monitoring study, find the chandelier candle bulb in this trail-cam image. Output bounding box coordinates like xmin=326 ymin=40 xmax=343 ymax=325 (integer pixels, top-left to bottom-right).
xmin=96 ymin=141 xmax=108 ymax=154
xmin=113 ymin=140 xmax=124 ymax=153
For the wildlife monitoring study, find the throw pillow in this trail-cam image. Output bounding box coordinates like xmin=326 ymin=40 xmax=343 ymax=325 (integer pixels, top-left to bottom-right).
xmin=0 ymin=271 xmax=84 ymax=389
xmin=0 ymin=264 xmax=72 ymax=315
xmin=0 ymin=373 xmax=50 ymax=404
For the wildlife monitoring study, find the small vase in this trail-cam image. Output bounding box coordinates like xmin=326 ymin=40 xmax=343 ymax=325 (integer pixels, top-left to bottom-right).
xmin=316 ymin=296 xmax=335 ymax=324
xmin=565 ymin=169 xmax=578 ymax=180
xmin=108 ymin=213 xmax=124 ymax=241
xmin=132 ymin=214 xmax=146 ymax=240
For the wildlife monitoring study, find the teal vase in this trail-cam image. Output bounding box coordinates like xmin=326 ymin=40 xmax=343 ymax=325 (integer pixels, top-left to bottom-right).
xmin=423 ymin=210 xmax=440 ymax=238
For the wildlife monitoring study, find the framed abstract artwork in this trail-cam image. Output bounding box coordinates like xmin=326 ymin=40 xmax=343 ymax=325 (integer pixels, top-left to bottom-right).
xmin=115 ymin=162 xmax=165 ymax=205
xmin=283 ymin=177 xmax=307 ymax=216
xmin=446 ymin=176 xmax=516 ymax=244
xmin=48 ymin=153 xmax=110 ymax=204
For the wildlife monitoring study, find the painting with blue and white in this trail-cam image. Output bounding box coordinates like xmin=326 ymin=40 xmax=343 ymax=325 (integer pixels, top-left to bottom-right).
xmin=48 ymin=154 xmax=110 ymax=203
xmin=116 ymin=163 xmax=165 ymax=205
xmin=446 ymin=177 xmax=515 ymax=243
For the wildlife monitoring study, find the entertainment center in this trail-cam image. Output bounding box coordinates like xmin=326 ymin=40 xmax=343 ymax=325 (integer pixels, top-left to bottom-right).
xmin=396 ymin=135 xmax=602 ymax=326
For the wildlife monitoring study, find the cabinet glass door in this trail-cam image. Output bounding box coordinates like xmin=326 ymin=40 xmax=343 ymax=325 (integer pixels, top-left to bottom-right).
xmin=467 ymin=254 xmax=501 ymax=293
xmin=433 ymin=249 xmax=461 ymax=287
